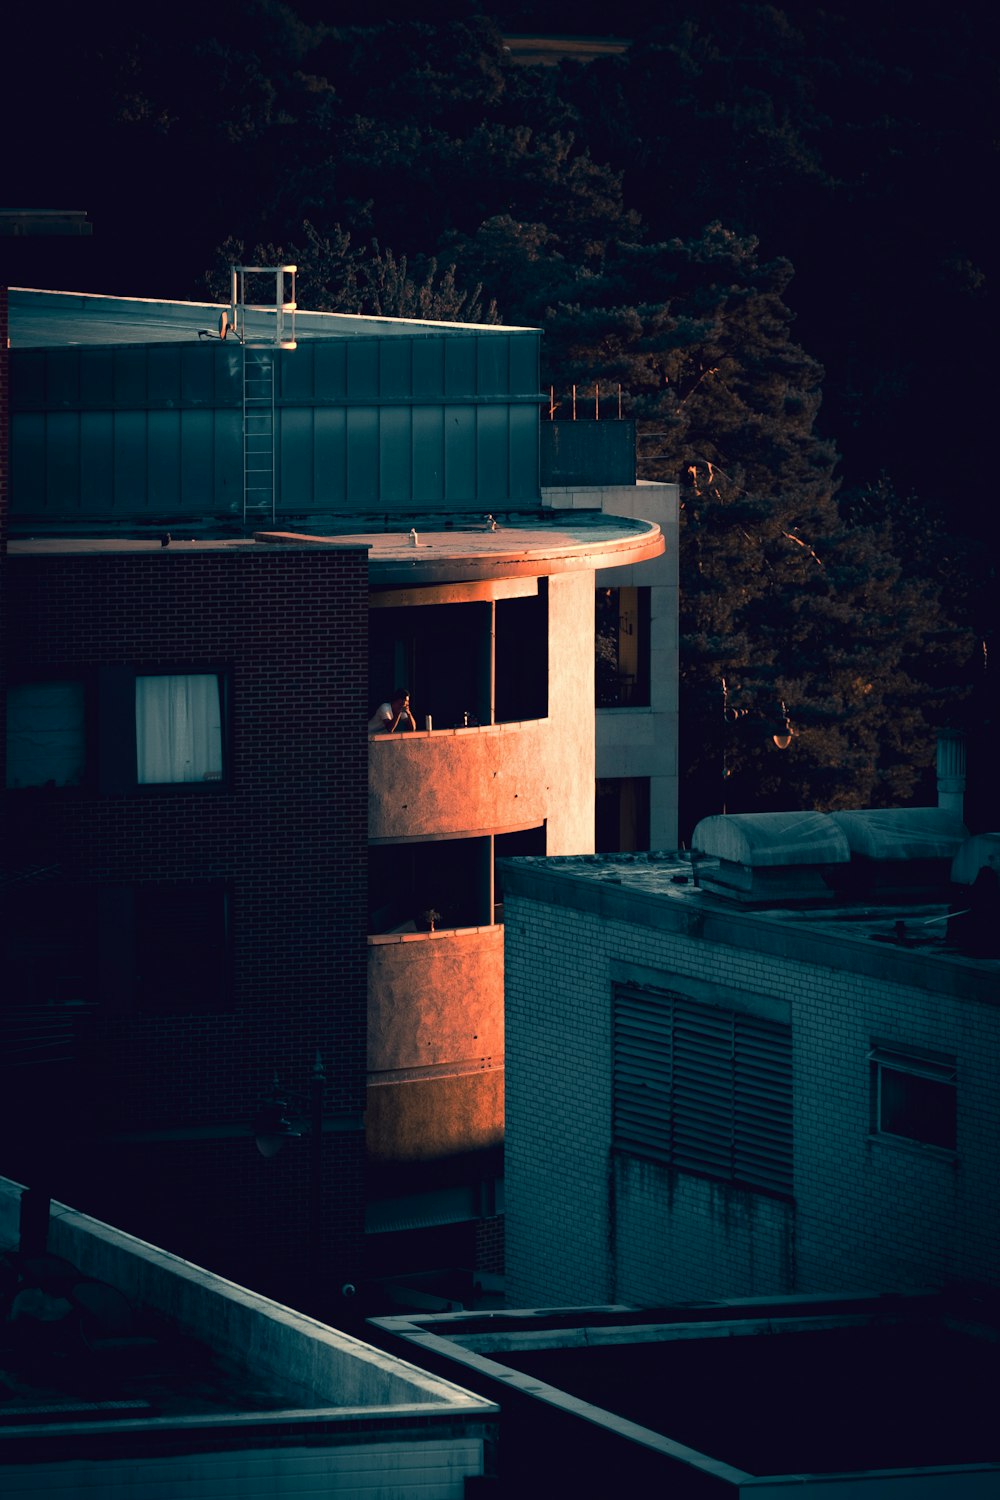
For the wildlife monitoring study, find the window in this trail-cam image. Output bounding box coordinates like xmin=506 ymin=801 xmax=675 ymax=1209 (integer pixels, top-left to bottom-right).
xmin=614 ymin=985 xmax=793 ymax=1196
xmin=6 ymin=681 xmax=86 ymax=788
xmin=596 ymin=587 xmax=650 ymax=707
xmin=596 ymin=777 xmax=650 ymax=853
xmin=5 ymin=883 xmax=97 ymax=1008
xmin=87 ymin=667 xmax=227 ymax=793
xmin=101 ymin=882 xmax=232 ymax=1013
xmin=135 ymin=674 xmax=223 ymax=784
xmin=870 ymin=1047 xmax=956 ymax=1151
xmin=3 ymin=881 xmax=231 ymax=1015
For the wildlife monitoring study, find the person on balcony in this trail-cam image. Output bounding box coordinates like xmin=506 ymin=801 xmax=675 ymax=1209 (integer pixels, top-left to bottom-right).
xmin=368 ymin=689 xmax=416 ymax=735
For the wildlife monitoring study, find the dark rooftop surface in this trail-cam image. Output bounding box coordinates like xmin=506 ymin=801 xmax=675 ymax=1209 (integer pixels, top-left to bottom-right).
xmin=374 ymin=1293 xmax=1000 ymax=1480
xmin=0 ymin=1248 xmax=297 ymax=1430
xmin=504 ymin=1320 xmax=998 ymax=1475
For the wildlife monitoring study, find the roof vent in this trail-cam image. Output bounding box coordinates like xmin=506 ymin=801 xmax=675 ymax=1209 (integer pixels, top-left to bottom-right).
xmin=948 ymin=833 xmax=1000 ymax=956
xmin=691 ymin=812 xmax=849 ymax=903
xmin=828 ymin=807 xmax=968 ymax=900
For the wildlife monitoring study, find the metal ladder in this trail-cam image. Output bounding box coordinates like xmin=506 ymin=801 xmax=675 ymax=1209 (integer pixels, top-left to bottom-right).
xmin=228 ymin=264 xmax=297 ymax=530
xmin=243 ymin=348 xmax=276 ymax=525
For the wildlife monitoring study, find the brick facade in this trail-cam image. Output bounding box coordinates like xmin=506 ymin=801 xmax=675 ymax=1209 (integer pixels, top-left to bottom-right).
xmin=0 ymin=285 xmax=8 ymax=550
xmin=503 ymin=873 xmax=1000 ymax=1308
xmin=1 ymin=544 xmax=369 ymax=1312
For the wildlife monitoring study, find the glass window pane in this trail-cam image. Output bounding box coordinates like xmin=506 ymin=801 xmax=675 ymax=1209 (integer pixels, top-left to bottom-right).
xmin=136 ymin=674 xmax=222 ymax=784
xmin=6 ymin=681 xmax=86 ymax=787
xmin=880 ymin=1066 xmax=956 ymax=1149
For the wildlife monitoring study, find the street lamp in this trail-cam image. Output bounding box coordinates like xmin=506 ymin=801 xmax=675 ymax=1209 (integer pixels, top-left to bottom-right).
xmin=252 ymin=1053 xmax=326 ymax=1298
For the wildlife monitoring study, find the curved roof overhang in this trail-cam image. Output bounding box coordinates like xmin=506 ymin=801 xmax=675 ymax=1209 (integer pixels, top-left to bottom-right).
xmin=256 ymin=517 xmax=664 ymax=587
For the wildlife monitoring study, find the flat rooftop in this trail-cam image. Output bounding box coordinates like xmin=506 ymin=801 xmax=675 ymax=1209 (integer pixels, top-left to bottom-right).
xmin=496 ymin=851 xmax=1000 ymax=1002
xmin=0 ymin=1248 xmax=294 ymax=1426
xmin=7 ymin=513 xmax=664 ymax=584
xmin=0 ymin=1180 xmax=496 ymax=1465
xmin=373 ymin=1292 xmax=1000 ymax=1483
xmin=7 ymin=286 xmax=535 ymax=348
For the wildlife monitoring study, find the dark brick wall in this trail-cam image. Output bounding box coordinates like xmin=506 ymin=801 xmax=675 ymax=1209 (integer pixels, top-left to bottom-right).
xmin=1 ymin=545 xmax=369 ymax=1312
xmin=475 ymin=1214 xmax=505 ymax=1277
xmin=0 ymin=285 xmax=8 ymax=550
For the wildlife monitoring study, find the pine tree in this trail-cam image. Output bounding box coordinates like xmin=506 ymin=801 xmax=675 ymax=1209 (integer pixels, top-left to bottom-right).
xmin=516 ymin=224 xmax=966 ymax=836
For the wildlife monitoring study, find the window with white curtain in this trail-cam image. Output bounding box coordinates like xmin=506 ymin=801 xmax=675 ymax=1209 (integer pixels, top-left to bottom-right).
xmin=135 ymin=674 xmax=223 ymax=784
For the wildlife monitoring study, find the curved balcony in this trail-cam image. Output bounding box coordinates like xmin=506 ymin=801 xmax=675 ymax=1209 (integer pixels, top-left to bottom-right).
xmin=369 ymin=720 xmax=553 ymax=842
xmin=367 ymin=925 xmax=504 ymax=1162
xmin=367 ymin=924 xmax=503 ymax=1076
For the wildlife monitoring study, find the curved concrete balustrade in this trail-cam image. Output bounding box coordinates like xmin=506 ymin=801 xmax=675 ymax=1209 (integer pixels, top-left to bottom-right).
xmin=367 ymin=926 xmax=504 ymax=1162
xmin=367 ymin=925 xmax=503 ymax=1075
xmin=369 ymin=721 xmax=554 ymax=841
xmin=369 ymin=569 xmax=595 ymax=852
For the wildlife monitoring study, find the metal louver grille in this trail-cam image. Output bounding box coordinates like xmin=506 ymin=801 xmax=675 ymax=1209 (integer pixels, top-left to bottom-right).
xmin=614 ymin=986 xmax=793 ymax=1197
xmin=614 ymin=989 xmax=672 ymax=1161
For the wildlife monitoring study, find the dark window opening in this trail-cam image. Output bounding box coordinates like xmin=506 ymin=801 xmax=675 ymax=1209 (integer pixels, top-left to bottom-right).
xmin=369 ymin=602 xmax=491 ymax=731
xmin=871 ymin=1048 xmax=957 ymax=1151
xmin=495 ymin=585 xmax=548 ymax=723
xmin=4 ymin=883 xmax=98 ymax=1012
xmin=494 ymin=825 xmax=546 ymax=921
xmin=2 ymin=880 xmax=231 ymax=1016
xmin=369 ymin=838 xmax=492 ymax=935
xmin=134 ymin=883 xmax=231 ymax=1013
xmin=596 ymin=586 xmax=650 ymax=707
xmin=6 ymin=680 xmax=87 ymax=788
xmin=596 ymin=778 xmax=650 ymax=853
xmin=369 ymin=584 xmax=548 ymax=733
xmin=100 ymin=882 xmax=232 ymax=1014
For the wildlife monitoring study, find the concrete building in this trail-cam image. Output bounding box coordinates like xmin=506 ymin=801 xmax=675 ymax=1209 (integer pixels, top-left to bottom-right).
xmin=499 ymin=809 xmax=1000 ymax=1309
xmin=371 ymin=1293 xmax=1000 ymax=1497
xmin=1 ymin=278 xmax=675 ymax=1299
xmin=0 ymin=1175 xmax=499 ymax=1497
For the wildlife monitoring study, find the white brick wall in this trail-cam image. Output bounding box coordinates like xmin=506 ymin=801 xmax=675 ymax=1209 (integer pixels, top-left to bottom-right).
xmin=504 ymin=892 xmax=1000 ymax=1306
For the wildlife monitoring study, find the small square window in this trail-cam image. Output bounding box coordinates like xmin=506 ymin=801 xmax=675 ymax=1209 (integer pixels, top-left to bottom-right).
xmin=6 ymin=681 xmax=86 ymax=788
xmin=871 ymin=1047 xmax=956 ymax=1151
xmin=135 ymin=674 xmax=224 ymax=785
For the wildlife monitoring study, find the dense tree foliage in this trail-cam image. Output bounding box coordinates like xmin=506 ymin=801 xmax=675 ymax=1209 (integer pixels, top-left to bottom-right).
xmin=3 ymin=0 xmax=991 ymax=831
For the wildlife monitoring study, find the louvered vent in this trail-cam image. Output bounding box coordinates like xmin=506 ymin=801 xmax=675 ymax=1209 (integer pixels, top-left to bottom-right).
xmin=614 ymin=986 xmax=793 ymax=1197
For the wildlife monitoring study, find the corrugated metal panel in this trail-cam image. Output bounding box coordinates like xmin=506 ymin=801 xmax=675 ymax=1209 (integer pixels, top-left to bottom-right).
xmin=11 ymin=344 xmax=243 ymax=519
xmin=10 ymin=330 xmax=541 ymax=520
xmin=412 ymin=406 xmax=445 ymax=502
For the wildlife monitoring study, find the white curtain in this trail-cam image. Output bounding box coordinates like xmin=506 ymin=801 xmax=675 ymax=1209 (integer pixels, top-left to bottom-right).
xmin=136 ymin=674 xmax=223 ymax=784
